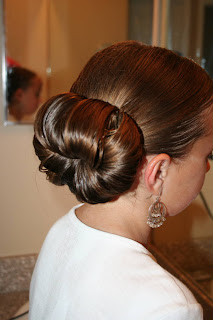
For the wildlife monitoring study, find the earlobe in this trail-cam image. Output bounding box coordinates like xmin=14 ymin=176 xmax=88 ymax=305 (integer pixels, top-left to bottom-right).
xmin=144 ymin=153 xmax=171 ymax=195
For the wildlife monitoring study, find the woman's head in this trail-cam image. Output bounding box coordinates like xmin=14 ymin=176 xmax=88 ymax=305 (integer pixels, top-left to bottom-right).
xmin=33 ymin=41 xmax=213 ymax=205
xmin=7 ymin=66 xmax=42 ymax=120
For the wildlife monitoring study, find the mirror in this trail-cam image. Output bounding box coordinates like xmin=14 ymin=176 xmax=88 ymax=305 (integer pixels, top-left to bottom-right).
xmin=3 ymin=0 xmax=128 ymax=125
xmin=4 ymin=0 xmax=49 ymax=124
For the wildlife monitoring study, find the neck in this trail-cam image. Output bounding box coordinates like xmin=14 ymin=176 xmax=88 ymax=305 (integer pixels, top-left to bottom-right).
xmin=76 ymin=192 xmax=152 ymax=245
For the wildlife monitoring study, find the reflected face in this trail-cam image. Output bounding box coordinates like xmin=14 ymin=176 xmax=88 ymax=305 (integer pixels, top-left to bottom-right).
xmin=164 ymin=112 xmax=213 ymax=216
xmin=21 ymin=76 xmax=42 ymax=115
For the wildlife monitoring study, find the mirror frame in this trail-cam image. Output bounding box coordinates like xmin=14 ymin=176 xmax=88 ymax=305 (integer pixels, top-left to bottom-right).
xmin=0 ymin=0 xmax=7 ymax=125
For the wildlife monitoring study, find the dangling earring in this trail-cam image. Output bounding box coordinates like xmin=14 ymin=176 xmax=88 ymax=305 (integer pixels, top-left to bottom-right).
xmin=147 ymin=188 xmax=167 ymax=228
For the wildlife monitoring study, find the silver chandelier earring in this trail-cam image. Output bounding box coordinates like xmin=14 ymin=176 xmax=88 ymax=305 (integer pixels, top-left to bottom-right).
xmin=147 ymin=188 xmax=167 ymax=228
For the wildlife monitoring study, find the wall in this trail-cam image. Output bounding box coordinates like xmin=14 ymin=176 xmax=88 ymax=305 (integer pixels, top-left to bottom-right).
xmin=0 ymin=0 xmax=128 ymax=256
xmin=49 ymin=0 xmax=128 ymax=95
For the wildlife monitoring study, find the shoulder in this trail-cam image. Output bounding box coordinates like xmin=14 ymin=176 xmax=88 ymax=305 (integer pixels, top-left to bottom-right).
xmin=86 ymin=247 xmax=202 ymax=319
xmin=40 ymin=204 xmax=82 ymax=245
xmin=155 ymin=303 xmax=203 ymax=320
xmin=32 ymin=205 xmax=81 ymax=270
xmin=144 ymin=257 xmax=197 ymax=304
xmin=125 ymin=251 xmax=199 ymax=307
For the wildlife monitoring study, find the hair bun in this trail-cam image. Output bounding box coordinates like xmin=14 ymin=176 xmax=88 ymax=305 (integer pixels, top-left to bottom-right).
xmin=33 ymin=92 xmax=144 ymax=204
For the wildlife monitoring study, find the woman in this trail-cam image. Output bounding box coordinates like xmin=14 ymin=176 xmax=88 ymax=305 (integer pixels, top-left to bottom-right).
xmin=30 ymin=41 xmax=213 ymax=319
xmin=7 ymin=66 xmax=42 ymax=122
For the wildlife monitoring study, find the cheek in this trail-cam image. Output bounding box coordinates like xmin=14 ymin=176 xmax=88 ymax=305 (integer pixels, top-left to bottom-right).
xmin=26 ymin=96 xmax=39 ymax=113
xmin=32 ymin=97 xmax=39 ymax=109
xmin=166 ymin=166 xmax=206 ymax=216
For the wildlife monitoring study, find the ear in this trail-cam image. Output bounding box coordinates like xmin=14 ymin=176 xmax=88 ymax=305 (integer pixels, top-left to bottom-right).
xmin=13 ymin=88 xmax=24 ymax=102
xmin=144 ymin=153 xmax=171 ymax=195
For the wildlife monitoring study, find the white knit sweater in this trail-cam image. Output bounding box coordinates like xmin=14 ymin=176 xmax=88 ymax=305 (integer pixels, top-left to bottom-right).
xmin=29 ymin=204 xmax=202 ymax=320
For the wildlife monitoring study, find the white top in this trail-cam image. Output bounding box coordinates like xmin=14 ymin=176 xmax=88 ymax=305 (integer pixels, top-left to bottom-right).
xmin=29 ymin=204 xmax=203 ymax=320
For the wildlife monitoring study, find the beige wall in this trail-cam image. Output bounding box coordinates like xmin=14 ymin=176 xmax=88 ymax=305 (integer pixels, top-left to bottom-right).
xmin=0 ymin=0 xmax=128 ymax=256
xmin=49 ymin=0 xmax=128 ymax=95
xmin=0 ymin=125 xmax=79 ymax=256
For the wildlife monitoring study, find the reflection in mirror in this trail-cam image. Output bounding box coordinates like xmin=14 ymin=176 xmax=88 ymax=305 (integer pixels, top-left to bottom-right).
xmin=128 ymin=0 xmax=153 ymax=44
xmin=3 ymin=0 xmax=128 ymax=125
xmin=4 ymin=0 xmax=48 ymax=125
xmin=6 ymin=66 xmax=42 ymax=123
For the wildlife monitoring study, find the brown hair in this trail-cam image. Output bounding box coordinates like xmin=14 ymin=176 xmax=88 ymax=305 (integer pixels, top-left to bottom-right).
xmin=71 ymin=41 xmax=213 ymax=157
xmin=33 ymin=41 xmax=213 ymax=204
xmin=7 ymin=66 xmax=37 ymax=103
xmin=33 ymin=93 xmax=143 ymax=204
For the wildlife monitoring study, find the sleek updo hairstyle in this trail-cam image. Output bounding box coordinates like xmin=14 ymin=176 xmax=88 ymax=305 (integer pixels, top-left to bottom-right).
xmin=33 ymin=93 xmax=143 ymax=204
xmin=33 ymin=41 xmax=213 ymax=204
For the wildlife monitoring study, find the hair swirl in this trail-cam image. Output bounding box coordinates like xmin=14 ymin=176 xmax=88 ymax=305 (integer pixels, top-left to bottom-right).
xmin=33 ymin=93 xmax=144 ymax=204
